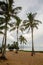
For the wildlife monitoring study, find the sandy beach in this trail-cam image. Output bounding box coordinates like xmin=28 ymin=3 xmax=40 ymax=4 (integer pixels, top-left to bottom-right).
xmin=0 ymin=51 xmax=43 ymax=65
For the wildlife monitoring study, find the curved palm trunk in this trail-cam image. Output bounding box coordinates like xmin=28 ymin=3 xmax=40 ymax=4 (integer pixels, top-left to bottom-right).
xmin=31 ymin=28 xmax=34 ymax=56
xmin=1 ymin=22 xmax=7 ymax=59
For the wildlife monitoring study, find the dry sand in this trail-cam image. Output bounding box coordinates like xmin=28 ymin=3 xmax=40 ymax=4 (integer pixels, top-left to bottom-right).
xmin=0 ymin=51 xmax=43 ymax=65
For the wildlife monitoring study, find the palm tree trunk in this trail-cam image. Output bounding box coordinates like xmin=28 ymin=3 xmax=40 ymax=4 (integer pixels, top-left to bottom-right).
xmin=2 ymin=35 xmax=5 ymax=55
xmin=15 ymin=28 xmax=18 ymax=53
xmin=1 ymin=24 xmax=7 ymax=59
xmin=31 ymin=28 xmax=34 ymax=56
xmin=0 ymin=0 xmax=8 ymax=59
xmin=1 ymin=23 xmax=7 ymax=59
xmin=4 ymin=26 xmax=7 ymax=56
xmin=17 ymin=28 xmax=18 ymax=45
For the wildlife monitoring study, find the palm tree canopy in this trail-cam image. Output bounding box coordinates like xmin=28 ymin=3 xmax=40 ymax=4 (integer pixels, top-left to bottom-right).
xmin=19 ymin=35 xmax=27 ymax=44
xmin=23 ymin=13 xmax=42 ymax=31
xmin=10 ymin=16 xmax=22 ymax=31
xmin=0 ymin=0 xmax=22 ymax=30
xmin=0 ymin=0 xmax=22 ymax=16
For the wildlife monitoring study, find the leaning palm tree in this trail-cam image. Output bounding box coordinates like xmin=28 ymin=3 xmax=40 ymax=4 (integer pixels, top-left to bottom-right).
xmin=0 ymin=17 xmax=5 ymax=52
xmin=19 ymin=35 xmax=27 ymax=50
xmin=23 ymin=12 xmax=42 ymax=56
xmin=0 ymin=17 xmax=9 ymax=59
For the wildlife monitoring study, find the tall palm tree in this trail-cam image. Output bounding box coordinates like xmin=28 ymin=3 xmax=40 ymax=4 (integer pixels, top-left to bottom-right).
xmin=0 ymin=0 xmax=22 ymax=57
xmin=4 ymin=0 xmax=22 ymax=54
xmin=0 ymin=17 xmax=5 ymax=53
xmin=19 ymin=35 xmax=27 ymax=50
xmin=10 ymin=17 xmax=22 ymax=53
xmin=23 ymin=12 xmax=42 ymax=56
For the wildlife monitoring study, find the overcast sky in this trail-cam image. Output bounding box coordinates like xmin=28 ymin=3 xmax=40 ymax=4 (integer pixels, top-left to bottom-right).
xmin=0 ymin=0 xmax=43 ymax=51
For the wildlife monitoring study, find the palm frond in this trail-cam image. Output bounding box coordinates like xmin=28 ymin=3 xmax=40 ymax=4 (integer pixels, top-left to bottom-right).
xmin=9 ymin=0 xmax=13 ymax=6
xmin=0 ymin=25 xmax=8 ymax=30
xmin=24 ymin=22 xmax=30 ymax=30
xmin=0 ymin=26 xmax=5 ymax=30
xmin=0 ymin=31 xmax=4 ymax=34
xmin=0 ymin=17 xmax=5 ymax=20
xmin=8 ymin=0 xmax=13 ymax=11
xmin=0 ymin=17 xmax=5 ymax=25
xmin=12 ymin=7 xmax=22 ymax=14
xmin=10 ymin=27 xmax=16 ymax=31
xmin=11 ymin=15 xmax=21 ymax=22
xmin=8 ymin=23 xmax=14 ymax=27
xmin=1 ymin=4 xmax=8 ymax=11
xmin=20 ymin=27 xmax=25 ymax=32
xmin=16 ymin=20 xmax=22 ymax=27
xmin=26 ymin=27 xmax=30 ymax=33
xmin=19 ymin=35 xmax=27 ymax=44
xmin=23 ymin=20 xmax=29 ymax=23
xmin=33 ymin=22 xmax=39 ymax=26
xmin=35 ymin=25 xmax=38 ymax=29
xmin=34 ymin=20 xmax=42 ymax=24
xmin=10 ymin=15 xmax=22 ymax=27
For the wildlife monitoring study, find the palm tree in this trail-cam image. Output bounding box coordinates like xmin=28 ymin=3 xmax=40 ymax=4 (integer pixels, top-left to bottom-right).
xmin=4 ymin=0 xmax=22 ymax=54
xmin=19 ymin=35 xmax=27 ymax=50
xmin=0 ymin=17 xmax=5 ymax=53
xmin=10 ymin=17 xmax=22 ymax=53
xmin=0 ymin=0 xmax=22 ymax=57
xmin=23 ymin=12 xmax=42 ymax=56
xmin=0 ymin=0 xmax=21 ymax=57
